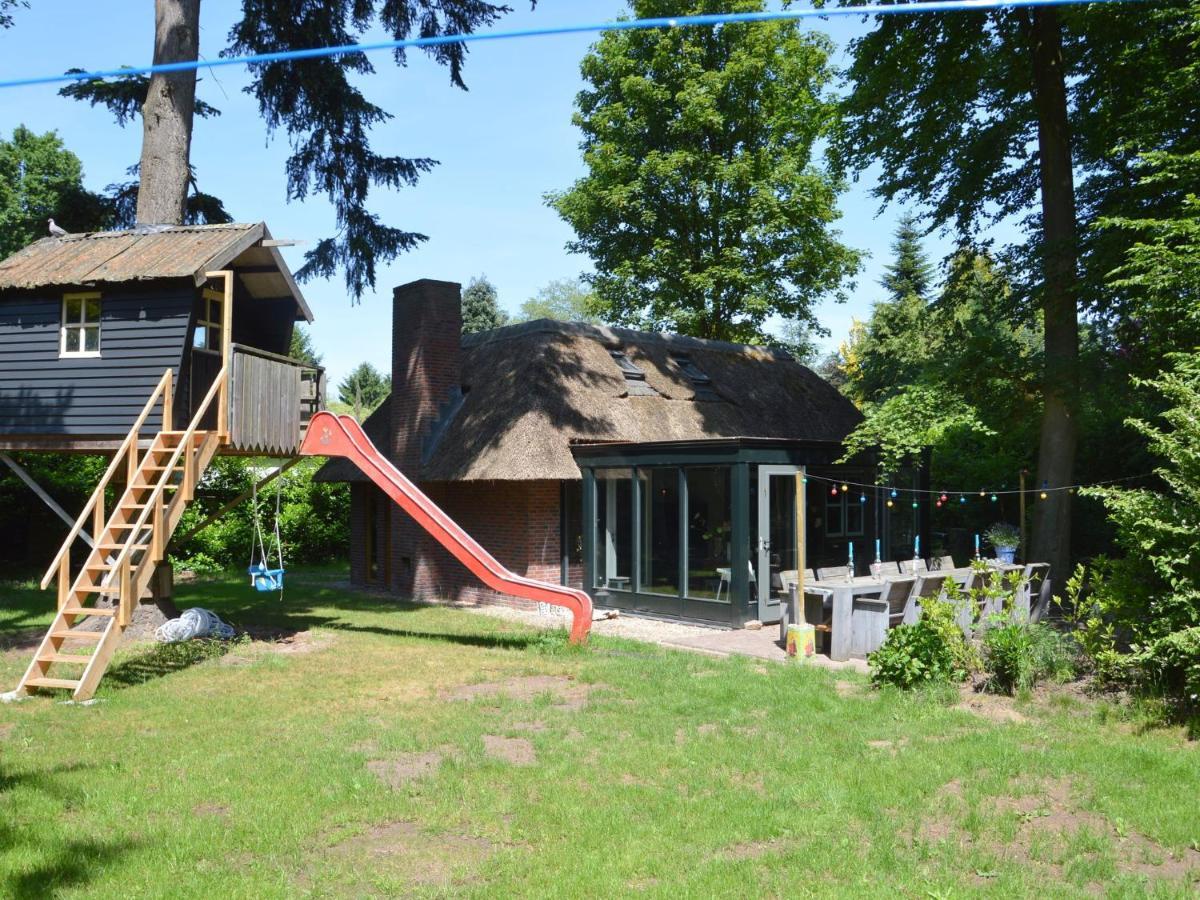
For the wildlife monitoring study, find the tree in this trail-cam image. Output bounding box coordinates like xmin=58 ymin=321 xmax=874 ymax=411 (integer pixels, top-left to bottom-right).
xmin=0 ymin=127 xmax=110 ymax=257
xmin=60 ymin=0 xmax=526 ymax=298
xmin=461 ymin=275 xmax=507 ymax=334
xmin=0 ymin=0 xmax=24 ymax=29
xmin=337 ymin=362 xmax=390 ymax=420
xmin=548 ymin=0 xmax=859 ymax=344
xmin=288 ymin=325 xmax=322 ymax=367
xmin=835 ymin=3 xmax=1124 ymax=578
xmin=517 ymin=277 xmax=600 ymax=323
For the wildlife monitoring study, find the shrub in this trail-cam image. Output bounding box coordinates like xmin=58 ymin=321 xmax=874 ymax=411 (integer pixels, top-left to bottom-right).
xmin=869 ymin=596 xmax=976 ymax=690
xmin=981 ymin=622 xmax=1077 ymax=695
xmin=1131 ymin=627 xmax=1200 ymax=717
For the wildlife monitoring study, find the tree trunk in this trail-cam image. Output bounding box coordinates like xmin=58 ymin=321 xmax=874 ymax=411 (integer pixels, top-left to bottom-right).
xmin=1025 ymin=9 xmax=1079 ymax=582
xmin=136 ymin=0 xmax=200 ymax=226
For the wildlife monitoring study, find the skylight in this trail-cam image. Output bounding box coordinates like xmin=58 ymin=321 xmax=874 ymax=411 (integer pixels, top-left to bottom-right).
xmin=670 ymin=353 xmax=720 ymax=400
xmin=609 ymin=350 xmax=659 ymax=397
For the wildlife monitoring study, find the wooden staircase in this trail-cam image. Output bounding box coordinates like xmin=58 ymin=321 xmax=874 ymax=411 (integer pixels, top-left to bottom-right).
xmin=14 ymin=364 xmax=228 ymax=701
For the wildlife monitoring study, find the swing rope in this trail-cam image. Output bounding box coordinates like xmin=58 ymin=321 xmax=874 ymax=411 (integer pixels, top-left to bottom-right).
xmin=249 ymin=474 xmax=286 ymax=595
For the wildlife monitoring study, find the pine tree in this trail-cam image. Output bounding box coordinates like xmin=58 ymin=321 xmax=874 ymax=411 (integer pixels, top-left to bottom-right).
xmin=461 ymin=276 xmax=508 ymax=334
xmin=881 ymin=213 xmax=933 ymax=303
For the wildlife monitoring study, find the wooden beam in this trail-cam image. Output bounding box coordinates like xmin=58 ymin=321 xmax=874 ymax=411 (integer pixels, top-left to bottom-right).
xmin=0 ymin=453 xmax=94 ymax=549
xmin=171 ymin=457 xmax=302 ymax=549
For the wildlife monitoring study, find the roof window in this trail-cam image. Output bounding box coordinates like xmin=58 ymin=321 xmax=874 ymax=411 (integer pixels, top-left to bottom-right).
xmin=609 ymin=350 xmax=659 ymax=397
xmin=670 ymin=353 xmax=720 ymax=400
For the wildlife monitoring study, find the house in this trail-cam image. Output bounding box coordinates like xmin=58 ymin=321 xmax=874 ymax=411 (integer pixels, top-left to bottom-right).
xmin=0 ymin=222 xmax=322 ymax=455
xmin=319 ymin=279 xmax=930 ymax=627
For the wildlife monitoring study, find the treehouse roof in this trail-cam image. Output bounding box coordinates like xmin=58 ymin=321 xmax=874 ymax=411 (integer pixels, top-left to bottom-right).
xmin=0 ymin=222 xmax=312 ymax=321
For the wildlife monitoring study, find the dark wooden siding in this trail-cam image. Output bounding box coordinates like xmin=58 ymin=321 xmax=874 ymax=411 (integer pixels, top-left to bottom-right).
xmin=0 ymin=283 xmax=192 ymax=435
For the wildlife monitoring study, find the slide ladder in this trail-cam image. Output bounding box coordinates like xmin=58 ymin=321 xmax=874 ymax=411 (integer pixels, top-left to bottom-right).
xmin=14 ymin=366 xmax=227 ymax=701
xmin=299 ymin=412 xmax=593 ymax=643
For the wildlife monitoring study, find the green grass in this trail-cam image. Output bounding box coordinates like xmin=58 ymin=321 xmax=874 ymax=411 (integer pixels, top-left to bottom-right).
xmin=2 ymin=570 xmax=1199 ymax=898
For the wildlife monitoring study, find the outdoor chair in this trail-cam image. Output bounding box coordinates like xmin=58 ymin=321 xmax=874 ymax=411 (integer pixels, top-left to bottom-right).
xmin=882 ymin=576 xmax=918 ymax=627
xmin=873 ymin=560 xmax=901 ymax=576
xmin=714 ymin=561 xmax=756 ymax=604
xmin=930 ymin=554 xmax=956 ymax=571
xmin=1022 ymin=563 xmax=1052 ymax=623
xmin=899 ymin=558 xmax=928 ymax=575
xmin=906 ymin=573 xmax=950 ymax=623
xmin=816 ymin=565 xmax=850 ymax=580
xmin=803 ymin=568 xmax=816 ymax=582
xmin=802 ymin=585 xmax=833 ymax=652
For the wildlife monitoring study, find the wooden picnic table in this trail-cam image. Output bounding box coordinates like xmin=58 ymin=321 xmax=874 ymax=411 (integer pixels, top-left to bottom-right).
xmin=807 ymin=563 xmax=1030 ymax=662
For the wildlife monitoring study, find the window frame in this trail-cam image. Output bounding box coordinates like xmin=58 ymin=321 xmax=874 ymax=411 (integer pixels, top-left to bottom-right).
xmin=60 ymin=291 xmax=102 ymax=359
xmin=193 ymin=288 xmax=224 ymax=353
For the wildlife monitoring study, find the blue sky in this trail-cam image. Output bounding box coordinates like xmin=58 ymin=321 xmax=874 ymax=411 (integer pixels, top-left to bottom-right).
xmin=0 ymin=1 xmax=1010 ymax=389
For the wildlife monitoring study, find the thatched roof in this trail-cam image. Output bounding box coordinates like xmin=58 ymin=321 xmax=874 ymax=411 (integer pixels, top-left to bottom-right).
xmin=0 ymin=222 xmax=312 ymax=321
xmin=317 ymin=319 xmax=861 ymax=483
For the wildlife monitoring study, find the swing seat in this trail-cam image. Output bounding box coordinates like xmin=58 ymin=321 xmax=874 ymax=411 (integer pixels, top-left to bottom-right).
xmin=248 ymin=563 xmax=285 ymax=592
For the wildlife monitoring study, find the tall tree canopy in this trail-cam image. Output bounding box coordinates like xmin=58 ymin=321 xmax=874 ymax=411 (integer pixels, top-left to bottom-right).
xmin=337 ymin=362 xmax=391 ymax=420
xmin=59 ymin=0 xmax=529 ymax=299
xmin=518 ymin=278 xmax=600 ymax=324
xmin=461 ymin=276 xmax=508 ymax=334
xmin=549 ymin=0 xmax=859 ymax=344
xmin=0 ymin=127 xmax=109 ymax=257
xmin=834 ymin=0 xmax=1200 ymax=577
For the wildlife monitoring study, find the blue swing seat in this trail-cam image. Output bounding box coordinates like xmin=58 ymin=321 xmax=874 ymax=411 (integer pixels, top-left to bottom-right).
xmin=248 ymin=562 xmax=285 ymax=592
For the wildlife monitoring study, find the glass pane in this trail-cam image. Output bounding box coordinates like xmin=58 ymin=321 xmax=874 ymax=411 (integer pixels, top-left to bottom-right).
xmin=846 ymin=499 xmax=864 ymax=536
xmin=65 ymin=296 xmax=82 ymax=322
xmin=593 ymin=469 xmax=633 ymax=591
xmin=826 ymin=494 xmax=843 ymax=536
xmin=686 ymin=467 xmax=731 ymax=601
xmin=83 ymin=297 xmax=101 ymax=323
xmin=768 ymin=475 xmax=798 ymax=600
xmin=639 ymin=468 xmax=679 ymax=597
xmin=83 ymin=326 xmax=99 ymax=352
xmin=193 ymin=325 xmax=208 ymax=349
xmin=209 ymin=298 xmax=222 ymax=324
xmin=64 ymin=327 xmax=80 ymax=353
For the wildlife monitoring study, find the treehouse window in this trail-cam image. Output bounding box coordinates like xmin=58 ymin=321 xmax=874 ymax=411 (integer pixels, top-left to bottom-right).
xmin=193 ymin=290 xmax=223 ymax=351
xmin=60 ymin=292 xmax=101 ymax=357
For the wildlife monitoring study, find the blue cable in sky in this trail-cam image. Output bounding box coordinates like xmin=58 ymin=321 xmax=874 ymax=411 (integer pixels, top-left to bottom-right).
xmin=0 ymin=0 xmax=1130 ymax=91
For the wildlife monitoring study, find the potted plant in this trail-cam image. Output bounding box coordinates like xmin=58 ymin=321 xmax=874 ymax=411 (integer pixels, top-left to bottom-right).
xmin=984 ymin=522 xmax=1021 ymax=564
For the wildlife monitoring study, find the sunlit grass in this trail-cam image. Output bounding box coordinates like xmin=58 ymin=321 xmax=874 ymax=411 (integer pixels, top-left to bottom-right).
xmin=1 ymin=570 xmax=1198 ymax=897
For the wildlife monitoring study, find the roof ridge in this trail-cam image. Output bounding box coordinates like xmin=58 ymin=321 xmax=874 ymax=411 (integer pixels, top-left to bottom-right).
xmin=461 ymin=317 xmax=793 ymax=359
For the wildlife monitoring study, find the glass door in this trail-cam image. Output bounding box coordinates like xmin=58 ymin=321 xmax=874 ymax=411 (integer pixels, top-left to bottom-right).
xmin=756 ymin=465 xmax=802 ymax=623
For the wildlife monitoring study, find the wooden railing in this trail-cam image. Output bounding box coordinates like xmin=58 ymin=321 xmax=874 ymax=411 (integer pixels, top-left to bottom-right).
xmin=106 ymin=366 xmax=228 ymax=627
xmin=39 ymin=368 xmax=175 ymax=591
xmin=227 ymin=344 xmax=325 ymax=455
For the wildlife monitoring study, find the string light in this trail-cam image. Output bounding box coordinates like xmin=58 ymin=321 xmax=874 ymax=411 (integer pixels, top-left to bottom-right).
xmin=1040 ymin=480 xmax=1048 ymax=500
xmin=830 ymin=486 xmax=838 ymax=497
xmin=886 ymin=499 xmax=894 ymax=508
xmin=859 ymin=493 xmax=868 ymax=504
xmin=840 ymin=483 xmax=848 ymax=492
xmin=990 ymin=493 xmax=998 ymax=502
xmin=797 ymin=472 xmax=1151 ymax=498
xmin=959 ymin=494 xmax=967 ymax=504
xmin=939 ymin=492 xmax=948 ymax=502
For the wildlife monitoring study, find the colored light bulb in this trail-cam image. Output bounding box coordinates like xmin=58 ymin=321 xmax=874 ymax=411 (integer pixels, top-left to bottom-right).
xmin=840 ymin=483 xmax=848 ymax=492
xmin=959 ymin=494 xmax=966 ymax=504
xmin=939 ymin=492 xmax=948 ymax=502
xmin=890 ymin=489 xmax=898 ymax=499
xmin=912 ymin=501 xmax=919 ymax=509
xmin=886 ymin=499 xmax=894 ymax=508
xmin=990 ymin=493 xmax=998 ymax=502
xmin=860 ymin=494 xmax=867 ymax=503
xmin=830 ymin=487 xmax=838 ymax=497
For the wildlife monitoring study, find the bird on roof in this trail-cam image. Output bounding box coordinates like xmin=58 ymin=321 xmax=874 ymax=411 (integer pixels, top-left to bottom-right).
xmin=47 ymin=218 xmax=68 ymax=238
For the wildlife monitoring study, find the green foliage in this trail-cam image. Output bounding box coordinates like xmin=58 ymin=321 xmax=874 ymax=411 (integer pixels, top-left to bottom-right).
xmin=549 ymin=0 xmax=860 ymax=343
xmin=869 ymin=596 xmax=975 ymax=690
xmin=1130 ymin=628 xmax=1200 ymax=718
xmin=336 ymin=362 xmax=390 ymax=419
xmin=982 ymin=623 xmax=1077 ymax=696
xmin=171 ymin=457 xmax=349 ymax=574
xmin=288 ymin=325 xmax=323 ymax=367
xmin=0 ymin=0 xmax=23 ymax=28
xmin=461 ymin=275 xmax=508 ymax=334
xmin=0 ymin=126 xmax=110 ymax=256
xmin=517 ymin=278 xmax=600 ymax=324
xmin=983 ymin=523 xmax=1021 ymax=549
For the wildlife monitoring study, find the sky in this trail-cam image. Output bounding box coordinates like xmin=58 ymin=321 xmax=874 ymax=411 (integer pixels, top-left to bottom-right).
xmin=0 ymin=1 xmax=1015 ymax=390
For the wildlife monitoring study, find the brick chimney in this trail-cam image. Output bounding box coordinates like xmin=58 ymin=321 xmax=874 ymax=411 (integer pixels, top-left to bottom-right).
xmin=391 ymin=279 xmax=462 ymax=475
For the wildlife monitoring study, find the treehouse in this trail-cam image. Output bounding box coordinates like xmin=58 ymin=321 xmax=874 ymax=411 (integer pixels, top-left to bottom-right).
xmin=0 ymin=222 xmax=323 ymax=454
xmin=0 ymin=222 xmax=325 ymax=700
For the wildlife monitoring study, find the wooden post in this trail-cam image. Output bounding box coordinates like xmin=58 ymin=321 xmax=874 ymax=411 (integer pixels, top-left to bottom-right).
xmin=118 ymin=556 xmax=132 ymax=627
xmin=183 ymin=448 xmax=195 ymax=502
xmin=127 ymin=441 xmax=138 ymax=484
xmin=152 ymin=492 xmax=164 ymax=562
xmin=206 ymin=269 xmax=234 ymax=443
xmin=796 ymin=469 xmax=806 ymax=599
xmin=1019 ymin=469 xmax=1027 ymax=564
xmin=57 ymin=558 xmax=69 ymax=611
xmin=163 ymin=367 xmax=174 ymax=431
xmin=93 ymin=497 xmax=104 ymax=545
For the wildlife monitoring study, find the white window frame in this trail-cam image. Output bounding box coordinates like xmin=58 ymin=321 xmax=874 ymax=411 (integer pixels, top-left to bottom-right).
xmin=60 ymin=291 xmax=102 ymax=358
xmin=193 ymin=288 xmax=224 ymax=352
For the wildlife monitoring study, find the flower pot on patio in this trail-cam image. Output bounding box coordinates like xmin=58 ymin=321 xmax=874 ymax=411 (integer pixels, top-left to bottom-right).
xmin=996 ymin=545 xmax=1017 ymax=564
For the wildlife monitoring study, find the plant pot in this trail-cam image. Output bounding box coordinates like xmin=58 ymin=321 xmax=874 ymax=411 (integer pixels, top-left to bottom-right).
xmin=996 ymin=545 xmax=1017 ymax=564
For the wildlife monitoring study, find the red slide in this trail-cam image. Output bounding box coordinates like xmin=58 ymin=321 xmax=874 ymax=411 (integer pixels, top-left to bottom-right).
xmin=299 ymin=411 xmax=593 ymax=644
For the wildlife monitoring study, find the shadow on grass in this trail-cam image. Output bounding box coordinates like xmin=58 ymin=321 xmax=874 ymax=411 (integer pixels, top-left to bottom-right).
xmin=102 ymin=639 xmax=240 ymax=690
xmin=322 ymin=621 xmax=561 ymax=652
xmin=0 ymin=761 xmax=135 ymax=899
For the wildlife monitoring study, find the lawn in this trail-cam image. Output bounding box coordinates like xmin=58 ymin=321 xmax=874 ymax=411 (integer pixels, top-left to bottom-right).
xmin=2 ymin=570 xmax=1199 ymax=898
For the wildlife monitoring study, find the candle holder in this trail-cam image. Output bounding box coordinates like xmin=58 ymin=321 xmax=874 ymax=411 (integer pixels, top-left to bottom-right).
xmin=870 ymin=557 xmax=882 ymax=582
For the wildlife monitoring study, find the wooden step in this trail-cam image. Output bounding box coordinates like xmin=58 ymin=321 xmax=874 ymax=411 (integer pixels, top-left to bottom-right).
xmin=38 ymin=651 xmax=94 ymax=665
xmin=62 ymin=605 xmax=116 ymax=617
xmin=25 ymin=677 xmax=81 ymax=690
xmin=97 ymin=543 xmax=150 ymax=552
xmin=50 ymin=629 xmax=103 ymax=643
xmin=69 ymin=582 xmax=121 ymax=595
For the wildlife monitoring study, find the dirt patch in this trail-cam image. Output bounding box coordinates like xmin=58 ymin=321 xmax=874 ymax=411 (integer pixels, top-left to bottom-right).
xmin=316 ymin=820 xmax=494 ymax=890
xmin=867 ymin=737 xmax=909 ymax=755
xmin=627 ymin=876 xmax=659 ymax=890
xmin=834 ymin=680 xmax=858 ymax=697
xmin=482 ymin=735 xmax=536 ymax=766
xmin=257 ymin=629 xmax=331 ymax=655
xmin=620 ymin=773 xmax=651 ymax=787
xmin=0 ymin=628 xmax=44 ymax=653
xmin=350 ymin=738 xmax=380 ymax=755
xmin=730 ymin=772 xmax=766 ymax=796
xmin=697 ymin=723 xmax=718 ymax=736
xmin=920 ymin=775 xmax=1200 ymax=884
xmin=956 ymin=686 xmax=1028 ymax=723
xmin=0 ymin=723 xmax=14 ymax=741
xmin=446 ymin=674 xmax=591 ymax=712
xmin=367 ymin=751 xmax=445 ymax=789
xmin=192 ymin=803 xmax=229 ymax=818
xmin=508 ymin=720 xmax=547 ymax=733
